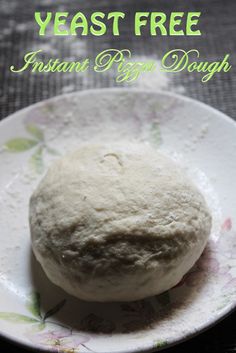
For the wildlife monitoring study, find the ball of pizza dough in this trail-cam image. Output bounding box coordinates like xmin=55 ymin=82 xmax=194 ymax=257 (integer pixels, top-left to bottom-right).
xmin=29 ymin=143 xmax=212 ymax=302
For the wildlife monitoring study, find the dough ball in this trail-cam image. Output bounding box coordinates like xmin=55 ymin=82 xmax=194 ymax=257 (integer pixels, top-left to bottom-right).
xmin=29 ymin=143 xmax=212 ymax=302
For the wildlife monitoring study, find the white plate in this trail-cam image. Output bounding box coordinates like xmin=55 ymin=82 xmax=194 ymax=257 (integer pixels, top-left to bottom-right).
xmin=0 ymin=89 xmax=235 ymax=353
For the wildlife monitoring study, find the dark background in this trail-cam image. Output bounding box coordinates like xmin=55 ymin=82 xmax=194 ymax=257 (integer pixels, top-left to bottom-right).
xmin=0 ymin=0 xmax=235 ymax=352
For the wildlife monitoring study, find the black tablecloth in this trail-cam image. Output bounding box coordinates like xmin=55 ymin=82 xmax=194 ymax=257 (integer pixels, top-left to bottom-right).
xmin=0 ymin=0 xmax=235 ymax=352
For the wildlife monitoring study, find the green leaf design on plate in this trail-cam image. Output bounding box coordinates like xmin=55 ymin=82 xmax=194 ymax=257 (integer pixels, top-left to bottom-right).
xmin=0 ymin=312 xmax=39 ymax=324
xmin=150 ymin=121 xmax=162 ymax=146
xmin=46 ymin=146 xmax=59 ymax=155
xmin=26 ymin=292 xmax=41 ymax=319
xmin=30 ymin=322 xmax=46 ymax=332
xmin=43 ymin=299 xmax=66 ymax=321
xmin=37 ymin=322 xmax=46 ymax=331
xmin=155 ymin=339 xmax=167 ymax=349
xmin=26 ymin=123 xmax=44 ymax=141
xmin=4 ymin=138 xmax=38 ymax=152
xmin=29 ymin=146 xmax=44 ymax=173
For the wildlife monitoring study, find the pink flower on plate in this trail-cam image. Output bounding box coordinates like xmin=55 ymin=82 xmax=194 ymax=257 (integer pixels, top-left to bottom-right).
xmin=59 ymin=334 xmax=90 ymax=350
xmin=28 ymin=327 xmax=89 ymax=352
xmin=221 ymin=218 xmax=232 ymax=232
xmin=216 ymin=219 xmax=236 ymax=260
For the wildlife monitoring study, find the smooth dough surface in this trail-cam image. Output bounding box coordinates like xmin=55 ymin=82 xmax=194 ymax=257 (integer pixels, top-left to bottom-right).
xmin=29 ymin=143 xmax=212 ymax=302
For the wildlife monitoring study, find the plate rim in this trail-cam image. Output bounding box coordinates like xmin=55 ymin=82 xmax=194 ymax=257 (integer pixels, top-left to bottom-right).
xmin=1 ymin=88 xmax=236 ymax=131
xmin=0 ymin=87 xmax=236 ymax=353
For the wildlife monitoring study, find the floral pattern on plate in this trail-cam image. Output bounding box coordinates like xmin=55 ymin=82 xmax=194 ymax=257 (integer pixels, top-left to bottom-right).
xmin=0 ymin=90 xmax=236 ymax=353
